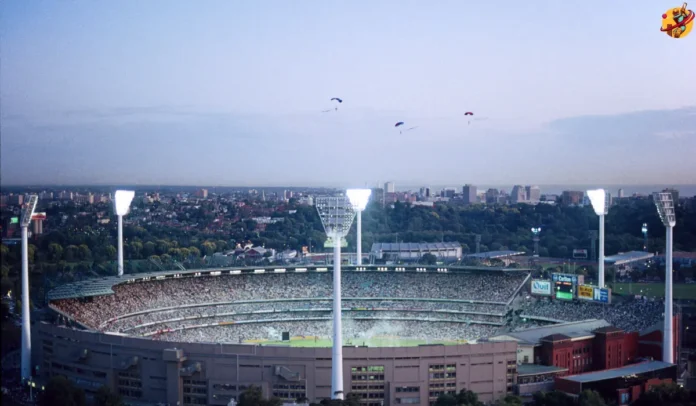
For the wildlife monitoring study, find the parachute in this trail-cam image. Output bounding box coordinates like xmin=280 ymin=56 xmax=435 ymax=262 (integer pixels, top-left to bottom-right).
xmin=464 ymin=111 xmax=474 ymax=125
xmin=330 ymin=97 xmax=343 ymax=111
xmin=395 ymin=122 xmax=417 ymax=134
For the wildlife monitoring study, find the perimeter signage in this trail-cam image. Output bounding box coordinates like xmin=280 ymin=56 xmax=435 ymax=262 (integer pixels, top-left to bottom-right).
xmin=577 ymin=285 xmax=594 ymax=300
xmin=577 ymin=284 xmax=612 ymax=304
xmin=531 ymin=280 xmax=552 ymax=296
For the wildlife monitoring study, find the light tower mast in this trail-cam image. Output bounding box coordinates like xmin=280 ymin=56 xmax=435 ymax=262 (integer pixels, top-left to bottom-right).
xmin=531 ymin=227 xmax=541 ymax=256
xmin=347 ymin=189 xmax=371 ymax=266
xmin=20 ymin=195 xmax=38 ymax=384
xmin=587 ymin=189 xmax=609 ymax=288
xmin=114 ymin=190 xmax=135 ymax=277
xmin=315 ymin=195 xmax=357 ymax=400
xmin=641 ymin=223 xmax=649 ymax=251
xmin=654 ymin=192 xmax=677 ymax=364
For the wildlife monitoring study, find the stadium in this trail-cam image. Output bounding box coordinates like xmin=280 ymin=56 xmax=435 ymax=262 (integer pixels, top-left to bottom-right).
xmin=38 ymin=264 xmax=528 ymax=405
xmin=34 ymin=263 xmax=673 ymax=406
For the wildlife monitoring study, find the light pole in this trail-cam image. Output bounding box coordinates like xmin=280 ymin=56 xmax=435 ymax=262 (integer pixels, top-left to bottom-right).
xmin=654 ymin=192 xmax=676 ymax=364
xmin=642 ymin=223 xmax=649 ymax=251
xmin=346 ymin=189 xmax=371 ymax=266
xmin=114 ymin=190 xmax=135 ymax=277
xmin=315 ymin=195 xmax=356 ymax=400
xmin=531 ymin=227 xmax=541 ymax=257
xmin=587 ymin=189 xmax=609 ymax=288
xmin=20 ymin=195 xmax=38 ymax=385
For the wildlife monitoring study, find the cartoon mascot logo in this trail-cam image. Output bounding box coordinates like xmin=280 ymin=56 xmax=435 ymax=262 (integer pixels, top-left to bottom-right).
xmin=661 ymin=3 xmax=695 ymax=38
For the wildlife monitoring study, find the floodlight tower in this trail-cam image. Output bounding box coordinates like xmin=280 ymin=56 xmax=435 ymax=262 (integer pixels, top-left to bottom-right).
xmin=531 ymin=227 xmax=541 ymax=256
xmin=641 ymin=223 xmax=649 ymax=251
xmin=114 ymin=190 xmax=135 ymax=277
xmin=587 ymin=189 xmax=609 ymax=288
xmin=315 ymin=196 xmax=356 ymax=400
xmin=654 ymin=192 xmax=677 ymax=364
xmin=347 ymin=189 xmax=371 ymax=266
xmin=20 ymin=195 xmax=38 ymax=383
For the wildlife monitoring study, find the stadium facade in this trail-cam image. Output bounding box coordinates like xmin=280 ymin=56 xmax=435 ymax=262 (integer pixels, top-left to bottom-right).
xmin=35 ymin=321 xmax=517 ymax=406
xmin=38 ymin=264 xmax=529 ymax=406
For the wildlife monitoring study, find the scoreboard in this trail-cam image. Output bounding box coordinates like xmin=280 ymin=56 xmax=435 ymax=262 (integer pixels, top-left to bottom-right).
xmin=554 ymin=280 xmax=574 ymax=300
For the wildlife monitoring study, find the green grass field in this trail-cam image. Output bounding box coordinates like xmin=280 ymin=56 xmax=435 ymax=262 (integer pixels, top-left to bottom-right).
xmin=611 ymin=283 xmax=696 ymax=300
xmin=245 ymin=336 xmax=467 ymax=348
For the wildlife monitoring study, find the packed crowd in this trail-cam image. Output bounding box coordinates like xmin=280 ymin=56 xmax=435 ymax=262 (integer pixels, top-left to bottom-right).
xmin=52 ymin=272 xmax=525 ymax=328
xmin=105 ymin=299 xmax=507 ymax=331
xmin=123 ymin=310 xmax=504 ymax=335
xmin=159 ymin=319 xmax=500 ymax=344
xmin=519 ymin=298 xmax=665 ymax=332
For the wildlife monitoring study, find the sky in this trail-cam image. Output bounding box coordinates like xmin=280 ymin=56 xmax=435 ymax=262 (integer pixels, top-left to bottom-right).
xmin=1 ymin=0 xmax=695 ymax=187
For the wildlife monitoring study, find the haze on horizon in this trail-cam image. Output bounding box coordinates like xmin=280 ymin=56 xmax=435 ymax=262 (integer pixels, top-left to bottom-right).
xmin=1 ymin=0 xmax=695 ymax=187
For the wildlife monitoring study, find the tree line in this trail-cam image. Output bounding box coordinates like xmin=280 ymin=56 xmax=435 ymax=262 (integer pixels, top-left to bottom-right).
xmin=31 ymin=377 xmax=696 ymax=406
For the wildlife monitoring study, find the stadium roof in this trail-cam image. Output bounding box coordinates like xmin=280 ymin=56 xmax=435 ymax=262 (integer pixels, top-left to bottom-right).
xmin=604 ymin=251 xmax=654 ymax=265
xmin=560 ymin=361 xmax=674 ymax=383
xmin=490 ymin=319 xmax=611 ymax=345
xmin=46 ymin=264 xmax=531 ymax=301
xmin=466 ymin=250 xmax=526 ymax=259
xmin=370 ymin=242 xmax=461 ymax=252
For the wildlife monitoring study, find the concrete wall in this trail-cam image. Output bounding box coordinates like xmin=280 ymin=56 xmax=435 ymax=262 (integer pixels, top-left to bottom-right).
xmin=35 ymin=323 xmax=517 ymax=406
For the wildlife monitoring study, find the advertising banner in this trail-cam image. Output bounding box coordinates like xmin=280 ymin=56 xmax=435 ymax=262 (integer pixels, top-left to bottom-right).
xmin=573 ymin=249 xmax=588 ymax=259
xmin=593 ymin=287 xmax=611 ymax=304
xmin=531 ymin=280 xmax=552 ymax=296
xmin=577 ymin=285 xmax=594 ymax=300
xmin=552 ymin=273 xmax=578 ymax=285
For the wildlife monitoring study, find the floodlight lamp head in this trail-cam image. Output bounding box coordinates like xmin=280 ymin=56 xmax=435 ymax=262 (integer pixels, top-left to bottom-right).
xmin=346 ymin=189 xmax=372 ymax=211
xmin=20 ymin=195 xmax=39 ymax=227
xmin=531 ymin=227 xmax=541 ymax=234
xmin=587 ymin=189 xmax=609 ymax=216
xmin=315 ymin=196 xmax=356 ymax=239
xmin=653 ymin=192 xmax=676 ymax=227
xmin=114 ymin=190 xmax=135 ymax=216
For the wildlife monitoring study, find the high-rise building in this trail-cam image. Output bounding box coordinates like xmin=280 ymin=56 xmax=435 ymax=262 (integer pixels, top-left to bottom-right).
xmin=419 ymin=187 xmax=431 ymax=198
xmin=561 ymin=190 xmax=584 ymax=205
xmin=526 ymin=185 xmax=541 ymax=203
xmin=617 ymin=188 xmax=625 ymax=199
xmin=485 ymin=189 xmax=499 ymax=204
xmin=384 ymin=182 xmax=395 ymax=193
xmin=195 ymin=189 xmax=208 ymax=199
xmin=511 ymin=185 xmax=526 ymax=204
xmin=462 ymin=184 xmax=477 ymax=204
xmin=443 ymin=188 xmax=456 ymax=198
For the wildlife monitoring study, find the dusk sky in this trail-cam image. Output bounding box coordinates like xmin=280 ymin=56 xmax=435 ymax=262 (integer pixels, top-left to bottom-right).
xmin=1 ymin=0 xmax=695 ymax=187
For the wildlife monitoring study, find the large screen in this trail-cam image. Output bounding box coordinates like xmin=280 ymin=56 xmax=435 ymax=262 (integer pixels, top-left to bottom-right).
xmin=555 ymin=281 xmax=574 ymax=300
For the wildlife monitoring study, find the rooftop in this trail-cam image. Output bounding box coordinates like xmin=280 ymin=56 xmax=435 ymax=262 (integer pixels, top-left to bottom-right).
xmin=604 ymin=251 xmax=654 ymax=265
xmin=370 ymin=242 xmax=461 ymax=252
xmin=560 ymin=361 xmax=675 ymax=384
xmin=517 ymin=364 xmax=568 ymax=376
xmin=491 ymin=319 xmax=610 ymax=345
xmin=466 ymin=250 xmax=526 ymax=259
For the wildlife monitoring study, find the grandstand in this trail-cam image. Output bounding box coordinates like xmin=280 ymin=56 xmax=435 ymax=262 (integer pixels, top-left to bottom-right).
xmin=48 ymin=264 xmax=530 ymax=346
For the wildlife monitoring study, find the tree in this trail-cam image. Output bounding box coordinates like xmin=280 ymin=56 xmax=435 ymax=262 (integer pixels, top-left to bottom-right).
xmin=238 ymin=385 xmax=264 ymax=406
xmin=456 ymin=389 xmax=484 ymax=406
xmin=531 ymin=391 xmax=575 ymax=406
xmin=343 ymin=393 xmax=362 ymax=406
xmin=94 ymin=385 xmax=124 ymax=406
xmin=434 ymin=394 xmax=457 ymax=406
xmin=632 ymin=382 xmax=693 ymax=406
xmin=38 ymin=375 xmax=86 ymax=406
xmin=48 ymin=243 xmax=64 ymax=262
xmin=496 ymin=395 xmax=523 ymax=406
xmin=578 ymin=390 xmax=606 ymax=406
xmin=77 ymin=244 xmax=92 ymax=261
xmin=64 ymin=245 xmax=78 ymax=262
xmin=421 ymin=253 xmax=438 ymax=265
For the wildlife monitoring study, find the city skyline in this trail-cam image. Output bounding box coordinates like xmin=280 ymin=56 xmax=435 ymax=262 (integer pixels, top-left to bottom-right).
xmin=1 ymin=1 xmax=695 ymax=185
